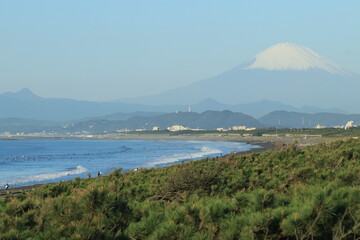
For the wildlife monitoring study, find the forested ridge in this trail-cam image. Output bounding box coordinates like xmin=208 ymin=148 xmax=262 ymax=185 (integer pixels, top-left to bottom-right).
xmin=1 ymin=139 xmax=360 ymax=239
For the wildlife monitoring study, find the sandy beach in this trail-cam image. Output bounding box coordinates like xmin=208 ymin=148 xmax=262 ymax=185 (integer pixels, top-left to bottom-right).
xmin=1 ymin=131 xmax=337 ymax=144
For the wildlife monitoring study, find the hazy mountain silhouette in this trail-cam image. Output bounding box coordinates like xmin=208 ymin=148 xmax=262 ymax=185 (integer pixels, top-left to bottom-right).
xmin=0 ymin=89 xmax=165 ymax=121
xmin=122 ymin=43 xmax=360 ymax=112
xmin=192 ymin=99 xmax=345 ymax=118
xmin=1 ymin=88 xmax=345 ymax=121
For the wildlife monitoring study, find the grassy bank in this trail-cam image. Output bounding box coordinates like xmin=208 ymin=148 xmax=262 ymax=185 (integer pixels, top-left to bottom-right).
xmin=1 ymin=139 xmax=360 ymax=239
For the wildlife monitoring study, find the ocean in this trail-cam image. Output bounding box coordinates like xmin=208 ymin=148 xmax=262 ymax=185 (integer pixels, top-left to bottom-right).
xmin=0 ymin=139 xmax=259 ymax=188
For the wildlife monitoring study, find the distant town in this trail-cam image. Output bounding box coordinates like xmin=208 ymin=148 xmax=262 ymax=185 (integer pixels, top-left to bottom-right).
xmin=1 ymin=120 xmax=357 ymax=139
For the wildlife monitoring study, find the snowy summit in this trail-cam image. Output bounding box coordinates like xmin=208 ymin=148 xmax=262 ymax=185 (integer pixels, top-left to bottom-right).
xmin=243 ymin=43 xmax=349 ymax=75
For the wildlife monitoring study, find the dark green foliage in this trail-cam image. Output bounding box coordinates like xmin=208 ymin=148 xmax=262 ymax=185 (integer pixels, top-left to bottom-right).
xmin=1 ymin=139 xmax=360 ymax=239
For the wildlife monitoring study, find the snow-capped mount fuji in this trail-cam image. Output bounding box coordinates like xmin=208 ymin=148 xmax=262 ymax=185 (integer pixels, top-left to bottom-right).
xmin=123 ymin=43 xmax=360 ymax=112
xmin=242 ymin=43 xmax=350 ymax=75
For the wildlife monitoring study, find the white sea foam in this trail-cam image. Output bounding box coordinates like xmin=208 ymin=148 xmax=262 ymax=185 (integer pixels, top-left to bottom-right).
xmin=2 ymin=165 xmax=87 ymax=185
xmin=149 ymin=146 xmax=222 ymax=167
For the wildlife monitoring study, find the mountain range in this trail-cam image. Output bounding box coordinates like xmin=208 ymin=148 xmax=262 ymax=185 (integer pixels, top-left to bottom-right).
xmin=0 ymin=88 xmax=345 ymax=122
xmin=2 ymin=109 xmax=360 ymax=134
xmin=0 ymin=88 xmax=160 ymax=121
xmin=122 ymin=43 xmax=360 ymax=112
xmin=2 ymin=42 xmax=360 ymax=132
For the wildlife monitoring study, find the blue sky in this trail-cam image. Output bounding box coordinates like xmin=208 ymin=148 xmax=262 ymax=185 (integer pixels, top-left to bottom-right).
xmin=1 ymin=1 xmax=359 ymax=101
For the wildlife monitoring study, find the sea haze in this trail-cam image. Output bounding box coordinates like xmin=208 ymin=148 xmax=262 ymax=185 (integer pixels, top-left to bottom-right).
xmin=0 ymin=140 xmax=258 ymax=188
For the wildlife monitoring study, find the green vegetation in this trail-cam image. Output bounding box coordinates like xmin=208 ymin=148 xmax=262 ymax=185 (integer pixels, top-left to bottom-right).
xmin=1 ymin=139 xmax=360 ymax=239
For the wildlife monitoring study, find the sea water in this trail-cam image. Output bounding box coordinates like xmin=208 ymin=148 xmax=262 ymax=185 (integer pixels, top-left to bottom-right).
xmin=0 ymin=139 xmax=259 ymax=188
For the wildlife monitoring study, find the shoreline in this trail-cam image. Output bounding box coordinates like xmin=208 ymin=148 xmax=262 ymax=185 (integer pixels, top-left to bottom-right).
xmin=2 ymin=130 xmax=343 ymax=196
xmin=0 ymin=139 xmax=276 ymax=195
xmin=1 ymin=131 xmax=338 ymax=144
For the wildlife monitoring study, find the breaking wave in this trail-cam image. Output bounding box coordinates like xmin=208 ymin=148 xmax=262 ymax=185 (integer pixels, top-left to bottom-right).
xmin=2 ymin=165 xmax=87 ymax=185
xmin=149 ymin=146 xmax=222 ymax=167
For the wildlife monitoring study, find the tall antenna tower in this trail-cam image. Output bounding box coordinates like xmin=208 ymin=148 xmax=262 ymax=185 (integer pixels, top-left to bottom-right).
xmin=187 ymin=105 xmax=192 ymax=112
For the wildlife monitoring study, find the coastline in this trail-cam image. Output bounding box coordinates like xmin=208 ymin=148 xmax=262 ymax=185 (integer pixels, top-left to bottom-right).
xmin=0 ymin=131 xmax=335 ymax=145
xmin=2 ymin=130 xmax=342 ymax=196
xmin=0 ymin=137 xmax=276 ymax=195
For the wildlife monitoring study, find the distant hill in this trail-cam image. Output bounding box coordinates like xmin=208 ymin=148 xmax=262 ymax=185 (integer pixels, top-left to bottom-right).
xmin=1 ymin=89 xmax=345 ymax=121
xmin=193 ymin=99 xmax=345 ymax=118
xmin=0 ymin=88 xmax=167 ymax=121
xmin=4 ymin=110 xmax=360 ymax=133
xmin=79 ymin=111 xmax=165 ymax=121
xmin=62 ymin=110 xmax=260 ymax=134
xmin=260 ymin=111 xmax=360 ymax=128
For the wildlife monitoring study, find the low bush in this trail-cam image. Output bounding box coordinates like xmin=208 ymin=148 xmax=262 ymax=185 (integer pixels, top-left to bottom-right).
xmin=1 ymin=138 xmax=360 ymax=239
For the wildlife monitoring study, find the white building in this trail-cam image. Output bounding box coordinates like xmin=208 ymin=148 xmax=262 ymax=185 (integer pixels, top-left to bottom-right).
xmin=345 ymin=121 xmax=354 ymax=130
xmin=152 ymin=126 xmax=160 ymax=131
xmin=315 ymin=124 xmax=326 ymax=129
xmin=187 ymin=105 xmax=192 ymax=112
xmin=191 ymin=128 xmax=206 ymax=131
xmin=135 ymin=129 xmax=146 ymax=132
xmin=117 ymin=129 xmax=131 ymax=133
xmin=231 ymin=126 xmax=247 ymax=131
xmin=1 ymin=132 xmax=11 ymax=137
xmin=167 ymin=125 xmax=190 ymax=132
